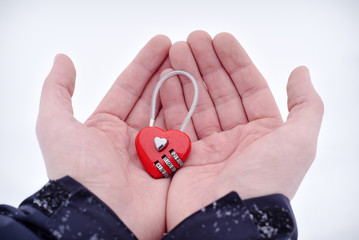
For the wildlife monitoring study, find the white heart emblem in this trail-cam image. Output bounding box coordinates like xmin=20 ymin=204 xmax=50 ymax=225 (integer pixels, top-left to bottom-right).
xmin=154 ymin=137 xmax=168 ymax=152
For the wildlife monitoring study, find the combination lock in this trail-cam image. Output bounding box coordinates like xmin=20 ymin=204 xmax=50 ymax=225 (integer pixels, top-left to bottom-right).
xmin=135 ymin=70 xmax=198 ymax=179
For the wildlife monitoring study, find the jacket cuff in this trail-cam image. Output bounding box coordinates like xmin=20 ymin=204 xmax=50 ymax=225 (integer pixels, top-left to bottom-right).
xmin=163 ymin=192 xmax=297 ymax=240
xmin=243 ymin=194 xmax=297 ymax=239
xmin=18 ymin=176 xmax=137 ymax=239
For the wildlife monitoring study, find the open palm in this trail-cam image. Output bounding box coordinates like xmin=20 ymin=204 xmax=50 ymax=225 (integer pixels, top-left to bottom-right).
xmin=36 ymin=36 xmax=172 ymax=240
xmin=160 ymin=31 xmax=324 ymax=230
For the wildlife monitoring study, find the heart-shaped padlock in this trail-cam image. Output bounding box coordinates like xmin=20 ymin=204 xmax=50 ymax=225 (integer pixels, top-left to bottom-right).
xmin=135 ymin=70 xmax=199 ymax=179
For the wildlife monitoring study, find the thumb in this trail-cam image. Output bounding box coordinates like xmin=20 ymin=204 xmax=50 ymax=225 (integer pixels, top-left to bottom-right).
xmin=286 ymin=66 xmax=324 ymax=142
xmin=37 ymin=54 xmax=77 ymax=136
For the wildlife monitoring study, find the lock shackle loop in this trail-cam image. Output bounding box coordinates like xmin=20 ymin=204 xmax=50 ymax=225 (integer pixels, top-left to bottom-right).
xmin=149 ymin=70 xmax=199 ymax=132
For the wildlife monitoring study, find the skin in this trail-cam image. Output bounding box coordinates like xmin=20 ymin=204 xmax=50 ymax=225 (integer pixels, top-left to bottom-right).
xmin=36 ymin=35 xmax=172 ymax=240
xmin=160 ymin=31 xmax=324 ymax=230
xmin=36 ymin=31 xmax=324 ymax=239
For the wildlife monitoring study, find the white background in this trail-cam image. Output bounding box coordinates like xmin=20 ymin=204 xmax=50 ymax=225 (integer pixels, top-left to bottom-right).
xmin=0 ymin=0 xmax=358 ymax=239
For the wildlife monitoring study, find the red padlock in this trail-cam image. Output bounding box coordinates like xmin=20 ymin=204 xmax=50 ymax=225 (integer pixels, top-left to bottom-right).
xmin=136 ymin=127 xmax=191 ymax=179
xmin=135 ymin=70 xmax=198 ymax=179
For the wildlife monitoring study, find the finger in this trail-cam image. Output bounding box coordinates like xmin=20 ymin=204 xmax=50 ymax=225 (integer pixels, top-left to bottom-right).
xmin=125 ymin=57 xmax=171 ymax=131
xmin=169 ymin=41 xmax=221 ymax=139
xmin=37 ymin=54 xmax=76 ymax=130
xmin=93 ymin=35 xmax=171 ymax=120
xmin=153 ymin=109 xmax=166 ymax=130
xmin=159 ymin=68 xmax=198 ymax=141
xmin=286 ymin=66 xmax=324 ymax=141
xmin=213 ymin=32 xmax=282 ymax=122
xmin=36 ymin=54 xmax=78 ymax=159
xmin=187 ymin=30 xmax=248 ymax=130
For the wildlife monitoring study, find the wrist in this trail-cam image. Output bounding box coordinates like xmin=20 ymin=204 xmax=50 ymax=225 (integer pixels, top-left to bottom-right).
xmin=221 ymin=172 xmax=292 ymax=201
xmin=68 ymin=176 xmax=139 ymax=235
xmin=165 ymin=192 xmax=297 ymax=240
xmin=20 ymin=176 xmax=137 ymax=239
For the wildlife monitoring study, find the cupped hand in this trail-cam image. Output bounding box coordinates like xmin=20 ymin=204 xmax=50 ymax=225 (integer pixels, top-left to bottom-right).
xmin=160 ymin=31 xmax=324 ymax=230
xmin=36 ymin=35 xmax=171 ymax=240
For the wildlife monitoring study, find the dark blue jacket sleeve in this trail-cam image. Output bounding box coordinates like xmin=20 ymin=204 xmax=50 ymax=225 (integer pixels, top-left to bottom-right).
xmin=0 ymin=176 xmax=137 ymax=239
xmin=0 ymin=176 xmax=297 ymax=239
xmin=163 ymin=192 xmax=297 ymax=240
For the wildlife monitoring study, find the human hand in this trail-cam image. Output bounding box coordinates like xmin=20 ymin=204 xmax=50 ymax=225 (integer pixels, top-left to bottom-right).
xmin=36 ymin=35 xmax=171 ymax=240
xmin=160 ymin=31 xmax=324 ymax=230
